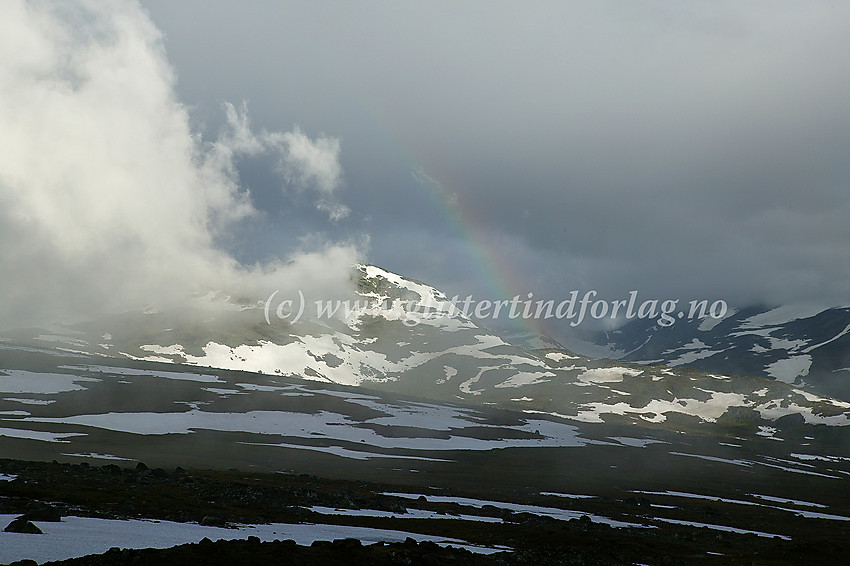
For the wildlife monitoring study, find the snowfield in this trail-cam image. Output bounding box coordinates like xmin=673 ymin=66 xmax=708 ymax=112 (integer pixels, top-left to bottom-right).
xmin=0 ymin=514 xmax=505 ymax=564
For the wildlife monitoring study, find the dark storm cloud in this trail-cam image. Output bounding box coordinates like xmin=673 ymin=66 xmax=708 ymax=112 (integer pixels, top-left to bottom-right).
xmin=138 ymin=2 xmax=850 ymax=312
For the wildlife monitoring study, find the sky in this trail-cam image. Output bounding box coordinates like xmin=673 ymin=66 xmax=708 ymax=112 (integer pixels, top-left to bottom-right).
xmin=2 ymin=1 xmax=850 ymax=336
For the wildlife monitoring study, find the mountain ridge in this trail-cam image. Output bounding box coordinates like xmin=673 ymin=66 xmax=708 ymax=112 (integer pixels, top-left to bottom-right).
xmin=572 ymin=303 xmax=850 ymax=401
xmin=3 ymin=264 xmax=849 ymax=437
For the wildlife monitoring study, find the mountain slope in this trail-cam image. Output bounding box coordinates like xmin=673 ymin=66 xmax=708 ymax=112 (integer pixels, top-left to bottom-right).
xmin=4 ymin=265 xmax=850 ymax=436
xmin=577 ymin=304 xmax=850 ymax=400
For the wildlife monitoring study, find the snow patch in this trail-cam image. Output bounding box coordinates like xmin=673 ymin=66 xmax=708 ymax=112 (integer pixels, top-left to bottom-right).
xmin=651 ymin=517 xmax=790 ymax=540
xmin=576 ymin=367 xmax=642 ymax=384
xmin=495 ymin=371 xmax=555 ymax=388
xmin=768 ymin=337 xmax=807 ymax=351
xmin=739 ymin=304 xmax=826 ymax=329
xmin=765 ymin=355 xmax=811 ymax=383
xmin=62 ymin=452 xmax=132 ymax=461
xmin=3 ymin=398 xmax=55 ymax=405
xmin=0 ymin=514 xmax=502 ymax=564
xmin=803 ymin=322 xmax=850 ymax=353
xmin=63 ymin=365 xmax=223 ymax=384
xmin=698 ymin=308 xmax=736 ymax=331
xmin=575 ymin=392 xmax=749 ymax=424
xmin=0 ymin=427 xmax=85 ymax=443
xmin=545 ymin=352 xmax=579 ymax=362
xmin=0 ymin=370 xmax=99 ymax=394
xmin=668 ymin=349 xmax=721 ymax=366
xmin=383 ymin=493 xmax=644 ymax=529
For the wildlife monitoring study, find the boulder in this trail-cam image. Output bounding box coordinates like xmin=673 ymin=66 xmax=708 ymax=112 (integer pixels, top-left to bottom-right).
xmin=4 ymin=516 xmax=43 ymax=534
xmin=24 ymin=501 xmax=62 ymax=522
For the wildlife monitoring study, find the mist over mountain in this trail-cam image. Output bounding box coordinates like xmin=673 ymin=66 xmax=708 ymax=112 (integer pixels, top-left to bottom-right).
xmin=0 ymin=1 xmax=360 ymax=330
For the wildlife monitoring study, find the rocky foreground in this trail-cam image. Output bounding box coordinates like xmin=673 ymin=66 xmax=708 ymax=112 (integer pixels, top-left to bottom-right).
xmin=0 ymin=458 xmax=847 ymax=565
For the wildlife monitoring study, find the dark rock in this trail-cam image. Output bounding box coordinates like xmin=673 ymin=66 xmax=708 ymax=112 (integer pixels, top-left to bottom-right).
xmin=717 ymin=406 xmax=762 ymax=428
xmin=201 ymin=515 xmax=226 ymax=527
xmin=419 ymin=540 xmax=440 ymax=552
xmin=5 ymin=516 xmax=43 ymax=534
xmin=135 ymin=461 xmax=148 ymax=472
xmin=24 ymin=501 xmax=62 ymax=522
xmin=332 ymin=538 xmax=362 ymax=549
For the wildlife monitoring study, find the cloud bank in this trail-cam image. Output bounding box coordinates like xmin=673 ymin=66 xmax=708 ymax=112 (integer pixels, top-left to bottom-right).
xmin=0 ymin=0 xmax=358 ymax=329
xmin=139 ymin=1 xmax=850 ymax=317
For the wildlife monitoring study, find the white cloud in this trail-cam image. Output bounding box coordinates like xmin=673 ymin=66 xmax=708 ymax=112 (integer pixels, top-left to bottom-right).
xmin=211 ymin=103 xmax=348 ymax=221
xmin=277 ymin=126 xmax=343 ymax=196
xmin=0 ymin=0 xmax=358 ymax=329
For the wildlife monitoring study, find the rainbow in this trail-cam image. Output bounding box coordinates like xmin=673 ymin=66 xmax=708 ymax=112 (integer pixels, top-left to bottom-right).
xmin=408 ymin=165 xmax=549 ymax=340
xmin=347 ymin=95 xmax=551 ymax=341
